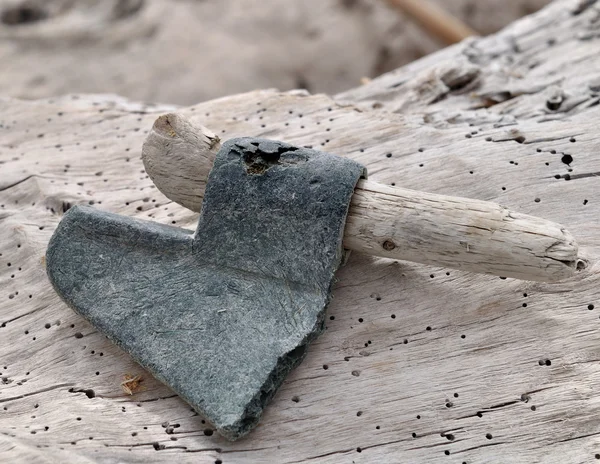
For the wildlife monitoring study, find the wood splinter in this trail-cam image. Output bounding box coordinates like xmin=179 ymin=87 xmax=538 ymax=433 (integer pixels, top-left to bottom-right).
xmin=142 ymin=113 xmax=581 ymax=283
xmin=121 ymin=374 xmax=144 ymax=395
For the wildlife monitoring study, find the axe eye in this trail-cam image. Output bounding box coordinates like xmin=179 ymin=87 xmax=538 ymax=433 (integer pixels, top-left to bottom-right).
xmin=243 ymin=150 xmax=282 ymax=175
xmin=243 ymin=143 xmax=300 ymax=175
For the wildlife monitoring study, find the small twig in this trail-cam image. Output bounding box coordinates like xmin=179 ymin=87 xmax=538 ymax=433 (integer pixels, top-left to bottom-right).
xmin=385 ymin=0 xmax=477 ymax=44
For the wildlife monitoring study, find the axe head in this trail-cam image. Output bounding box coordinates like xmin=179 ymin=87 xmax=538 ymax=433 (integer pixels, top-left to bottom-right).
xmin=46 ymin=138 xmax=365 ymax=440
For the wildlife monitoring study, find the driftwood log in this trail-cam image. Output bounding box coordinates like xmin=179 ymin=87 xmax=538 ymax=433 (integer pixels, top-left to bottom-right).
xmin=1 ymin=0 xmax=600 ymax=463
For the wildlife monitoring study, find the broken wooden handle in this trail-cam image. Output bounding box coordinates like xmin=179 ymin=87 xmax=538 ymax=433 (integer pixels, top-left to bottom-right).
xmin=142 ymin=113 xmax=580 ymax=282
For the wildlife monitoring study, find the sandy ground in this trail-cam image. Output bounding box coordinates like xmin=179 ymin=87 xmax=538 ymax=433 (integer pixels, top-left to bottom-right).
xmin=0 ymin=0 xmax=549 ymax=105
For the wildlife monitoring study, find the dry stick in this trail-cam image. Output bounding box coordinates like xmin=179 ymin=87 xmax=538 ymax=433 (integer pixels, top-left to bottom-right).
xmin=142 ymin=114 xmax=580 ymax=282
xmin=385 ymin=0 xmax=477 ymax=44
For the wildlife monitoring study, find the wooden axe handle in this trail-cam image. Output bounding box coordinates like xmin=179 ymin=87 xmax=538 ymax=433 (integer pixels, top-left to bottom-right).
xmin=142 ymin=114 xmax=580 ymax=282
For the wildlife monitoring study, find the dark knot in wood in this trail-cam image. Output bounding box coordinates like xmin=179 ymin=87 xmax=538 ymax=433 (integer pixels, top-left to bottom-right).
xmin=382 ymin=240 xmax=396 ymax=251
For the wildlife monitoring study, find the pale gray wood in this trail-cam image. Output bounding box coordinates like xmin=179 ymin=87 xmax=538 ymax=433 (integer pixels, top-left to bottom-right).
xmin=1 ymin=1 xmax=600 ymax=462
xmin=337 ymin=0 xmax=600 ymax=119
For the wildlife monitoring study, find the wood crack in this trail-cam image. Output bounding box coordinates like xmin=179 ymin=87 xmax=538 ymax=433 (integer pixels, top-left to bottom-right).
xmin=0 ymin=383 xmax=75 ymax=403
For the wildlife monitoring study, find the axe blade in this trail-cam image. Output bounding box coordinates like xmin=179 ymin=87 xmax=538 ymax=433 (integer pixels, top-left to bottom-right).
xmin=46 ymin=138 xmax=364 ymax=440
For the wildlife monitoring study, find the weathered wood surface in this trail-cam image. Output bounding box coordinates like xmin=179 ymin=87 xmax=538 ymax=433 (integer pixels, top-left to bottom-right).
xmin=142 ymin=113 xmax=579 ymax=282
xmin=1 ymin=1 xmax=600 ymax=463
xmin=338 ymin=0 xmax=600 ymax=118
xmin=0 ymin=0 xmax=550 ymax=105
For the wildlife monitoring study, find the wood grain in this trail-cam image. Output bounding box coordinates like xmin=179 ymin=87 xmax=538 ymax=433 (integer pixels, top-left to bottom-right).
xmin=1 ymin=1 xmax=600 ymax=462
